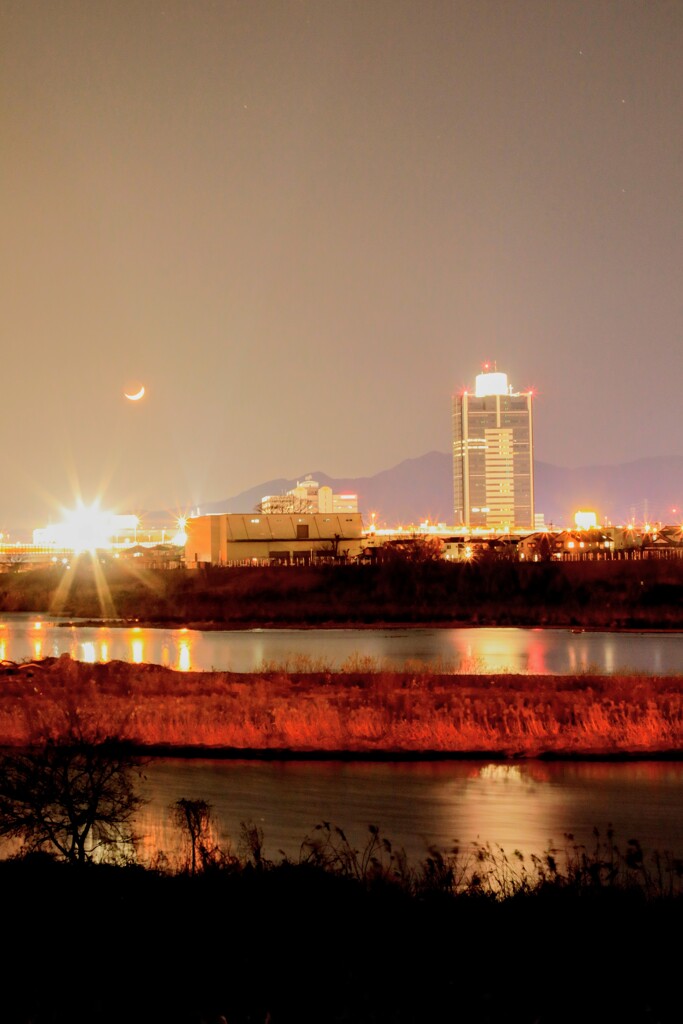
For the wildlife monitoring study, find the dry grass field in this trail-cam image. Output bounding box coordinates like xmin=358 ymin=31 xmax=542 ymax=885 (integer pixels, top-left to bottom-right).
xmin=3 ymin=655 xmax=683 ymax=757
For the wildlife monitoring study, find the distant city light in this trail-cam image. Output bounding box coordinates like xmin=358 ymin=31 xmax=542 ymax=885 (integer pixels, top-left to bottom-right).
xmin=32 ymin=502 xmax=140 ymax=553
xmin=173 ymin=515 xmax=188 ymax=546
xmin=28 ymin=505 xmax=185 ymax=553
xmin=474 ymin=371 xmax=509 ymax=398
xmin=574 ymin=510 xmax=598 ymax=530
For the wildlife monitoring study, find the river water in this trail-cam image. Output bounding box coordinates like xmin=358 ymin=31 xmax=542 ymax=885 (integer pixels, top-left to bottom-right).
xmin=2 ymin=612 xmax=683 ymax=674
xmin=137 ymin=757 xmax=683 ymax=871
xmin=2 ymin=613 xmax=683 ymax=867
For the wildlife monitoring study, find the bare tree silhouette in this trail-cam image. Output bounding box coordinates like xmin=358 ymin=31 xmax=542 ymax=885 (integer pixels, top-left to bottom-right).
xmin=172 ymin=797 xmax=224 ymax=874
xmin=0 ymin=740 xmax=146 ymax=863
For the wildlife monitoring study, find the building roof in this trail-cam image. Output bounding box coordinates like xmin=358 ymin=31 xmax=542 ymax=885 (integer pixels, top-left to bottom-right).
xmin=194 ymin=512 xmax=364 ymax=541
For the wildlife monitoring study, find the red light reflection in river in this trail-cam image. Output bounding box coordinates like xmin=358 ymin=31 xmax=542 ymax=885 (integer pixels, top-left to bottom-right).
xmin=526 ymin=632 xmax=547 ymax=674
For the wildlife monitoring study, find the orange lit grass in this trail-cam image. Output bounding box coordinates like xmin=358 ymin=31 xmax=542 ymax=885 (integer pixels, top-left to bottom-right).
xmin=2 ymin=657 xmax=683 ymax=756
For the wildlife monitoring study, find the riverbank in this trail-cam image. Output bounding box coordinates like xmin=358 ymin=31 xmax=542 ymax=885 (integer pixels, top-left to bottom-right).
xmin=4 ymin=655 xmax=683 ymax=758
xmin=59 ymin=617 xmax=683 ymax=634
xmin=2 ymin=556 xmax=683 ymax=629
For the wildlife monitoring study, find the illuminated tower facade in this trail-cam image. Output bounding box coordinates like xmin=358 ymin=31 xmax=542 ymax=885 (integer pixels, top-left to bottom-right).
xmin=452 ymin=369 xmax=534 ymax=529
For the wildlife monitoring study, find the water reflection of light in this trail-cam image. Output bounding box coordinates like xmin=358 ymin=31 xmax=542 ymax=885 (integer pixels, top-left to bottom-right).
xmin=452 ymin=760 xmax=577 ymax=865
xmin=474 ymin=636 xmax=515 ymax=672
xmin=132 ymin=639 xmax=144 ymax=664
xmin=567 ymin=642 xmax=589 ymax=673
xmin=603 ymin=639 xmax=615 ymax=674
xmin=100 ymin=641 xmax=109 ymax=662
xmin=449 ymin=628 xmax=529 ymax=674
xmin=29 ymin=620 xmax=44 ymax=661
xmin=177 ymin=640 xmax=191 ymax=672
xmin=526 ymin=635 xmax=547 ymax=674
xmin=82 ymin=642 xmax=96 ymax=663
xmin=478 ymin=764 xmax=524 ymax=782
xmin=0 ymin=639 xmax=5 ymax=661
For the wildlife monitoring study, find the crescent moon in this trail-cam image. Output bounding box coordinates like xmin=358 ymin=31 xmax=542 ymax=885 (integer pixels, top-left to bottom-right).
xmin=124 ymin=385 xmax=145 ymax=401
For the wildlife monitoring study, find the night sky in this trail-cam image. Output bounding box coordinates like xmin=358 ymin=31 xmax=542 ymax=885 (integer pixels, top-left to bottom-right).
xmin=3 ymin=0 xmax=682 ymax=536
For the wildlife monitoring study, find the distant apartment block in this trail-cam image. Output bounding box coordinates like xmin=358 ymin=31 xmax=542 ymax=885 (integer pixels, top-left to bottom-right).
xmin=453 ymin=368 xmax=535 ymax=530
xmin=259 ymin=476 xmax=358 ymax=515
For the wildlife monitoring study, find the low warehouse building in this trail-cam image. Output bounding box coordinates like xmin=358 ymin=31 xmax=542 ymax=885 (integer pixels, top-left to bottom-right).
xmin=185 ymin=512 xmax=365 ymax=566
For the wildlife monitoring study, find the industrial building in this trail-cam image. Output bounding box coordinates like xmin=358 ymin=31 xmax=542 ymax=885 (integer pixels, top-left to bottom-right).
xmin=185 ymin=512 xmax=364 ymax=566
xmin=452 ymin=367 xmax=535 ymax=530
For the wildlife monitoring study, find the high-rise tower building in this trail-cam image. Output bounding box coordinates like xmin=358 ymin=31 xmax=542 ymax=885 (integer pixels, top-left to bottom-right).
xmin=452 ymin=368 xmax=534 ymax=530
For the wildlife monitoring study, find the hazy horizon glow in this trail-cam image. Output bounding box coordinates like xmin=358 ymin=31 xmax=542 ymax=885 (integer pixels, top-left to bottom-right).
xmin=3 ymin=1 xmax=682 ymax=535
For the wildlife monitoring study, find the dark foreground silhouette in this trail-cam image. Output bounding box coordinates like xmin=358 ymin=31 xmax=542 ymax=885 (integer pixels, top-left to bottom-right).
xmin=1 ymin=822 xmax=682 ymax=1024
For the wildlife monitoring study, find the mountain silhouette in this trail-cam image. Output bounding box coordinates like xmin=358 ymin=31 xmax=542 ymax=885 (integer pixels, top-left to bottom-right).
xmin=195 ymin=452 xmax=683 ymax=529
